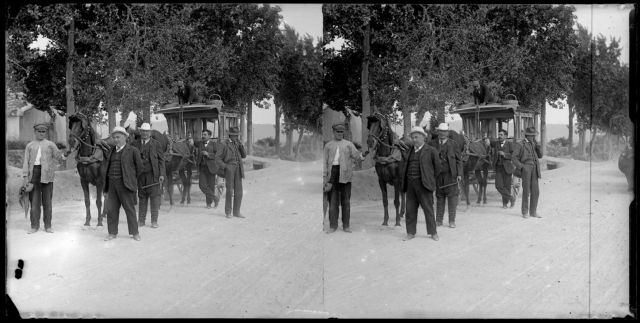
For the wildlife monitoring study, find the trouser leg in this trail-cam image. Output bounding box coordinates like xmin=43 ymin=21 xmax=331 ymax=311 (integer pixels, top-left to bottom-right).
xmin=119 ymin=185 xmax=139 ymax=236
xmin=199 ymin=165 xmax=214 ymax=206
xmin=232 ymin=167 xmax=243 ymax=217
xmin=417 ymin=187 xmax=436 ymax=235
xmin=106 ymin=181 xmax=122 ymax=235
xmin=530 ymin=165 xmax=540 ymax=215
xmin=520 ymin=165 xmax=533 ymax=215
xmin=447 ymin=194 xmax=458 ymax=223
xmin=138 ymin=192 xmax=149 ymax=223
xmin=41 ymin=182 xmax=53 ymax=229
xmin=340 ymin=182 xmax=351 ymax=228
xmin=29 ymin=166 xmax=43 ymax=230
xmin=149 ymin=194 xmax=161 ymax=223
xmin=328 ymin=165 xmax=340 ymax=229
xmin=224 ymin=165 xmax=237 ymax=215
xmin=405 ymin=179 xmax=419 ymax=235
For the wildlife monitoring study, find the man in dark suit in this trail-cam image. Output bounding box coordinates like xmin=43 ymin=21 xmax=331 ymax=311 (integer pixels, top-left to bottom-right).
xmin=176 ymin=80 xmax=198 ymax=105
xmin=492 ymin=129 xmax=516 ymax=208
xmin=131 ymin=123 xmax=166 ymax=228
xmin=472 ymin=80 xmax=496 ymax=105
xmin=102 ymin=126 xmax=143 ymax=241
xmin=198 ymin=129 xmax=220 ymax=208
xmin=512 ymin=127 xmax=543 ymax=218
xmin=431 ymin=123 xmax=463 ymax=228
xmin=400 ymin=126 xmax=442 ymax=241
xmin=215 ymin=126 xmax=247 ymax=218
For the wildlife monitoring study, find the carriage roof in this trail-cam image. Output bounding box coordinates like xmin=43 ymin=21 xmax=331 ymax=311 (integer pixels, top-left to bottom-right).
xmin=156 ymin=100 xmax=224 ymax=116
xmin=452 ymin=102 xmax=537 ymax=116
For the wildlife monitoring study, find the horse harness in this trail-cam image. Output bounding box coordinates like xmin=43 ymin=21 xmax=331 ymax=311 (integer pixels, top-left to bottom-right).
xmin=70 ymin=114 xmax=101 ymax=165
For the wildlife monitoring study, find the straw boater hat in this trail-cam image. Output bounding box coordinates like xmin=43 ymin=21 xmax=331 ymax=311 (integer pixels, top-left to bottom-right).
xmin=111 ymin=126 xmax=129 ymax=137
xmin=436 ymin=123 xmax=449 ymax=131
xmin=409 ymin=126 xmax=428 ymax=138
xmin=525 ymin=127 xmax=539 ymax=136
xmin=228 ymin=126 xmax=240 ymax=136
xmin=139 ymin=123 xmax=152 ymax=131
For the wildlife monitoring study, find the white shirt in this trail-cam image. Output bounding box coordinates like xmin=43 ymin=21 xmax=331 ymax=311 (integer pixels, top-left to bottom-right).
xmin=439 ymin=138 xmax=448 ymax=146
xmin=500 ymin=141 xmax=505 ymax=148
xmin=34 ymin=144 xmax=42 ymax=165
xmin=414 ymin=143 xmax=425 ymax=153
xmin=143 ymin=138 xmax=150 ymax=145
xmin=116 ymin=143 xmax=126 ymax=153
xmin=332 ymin=145 xmax=341 ymax=165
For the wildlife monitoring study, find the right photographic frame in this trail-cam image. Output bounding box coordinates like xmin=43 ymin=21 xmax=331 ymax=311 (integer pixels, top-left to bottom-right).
xmin=322 ymin=3 xmax=636 ymax=318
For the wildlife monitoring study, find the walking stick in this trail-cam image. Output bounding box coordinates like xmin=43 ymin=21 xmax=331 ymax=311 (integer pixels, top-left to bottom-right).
xmin=439 ymin=181 xmax=459 ymax=189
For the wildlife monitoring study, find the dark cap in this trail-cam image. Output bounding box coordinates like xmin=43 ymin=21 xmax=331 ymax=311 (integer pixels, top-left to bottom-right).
xmin=332 ymin=122 xmax=346 ymax=132
xmin=525 ymin=127 xmax=539 ymax=136
xmin=228 ymin=126 xmax=240 ymax=136
xmin=33 ymin=122 xmax=51 ymax=131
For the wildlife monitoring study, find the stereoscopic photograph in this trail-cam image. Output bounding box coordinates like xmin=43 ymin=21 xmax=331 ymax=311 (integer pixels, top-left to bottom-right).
xmin=4 ymin=2 xmax=636 ymax=319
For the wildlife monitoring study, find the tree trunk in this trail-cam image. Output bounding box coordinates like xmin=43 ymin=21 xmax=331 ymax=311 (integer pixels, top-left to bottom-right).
xmin=295 ymin=128 xmax=304 ymax=160
xmin=287 ymin=129 xmax=294 ymax=156
xmin=540 ymin=101 xmax=546 ymax=156
xmin=361 ymin=21 xmax=373 ymax=169
xmin=589 ymin=129 xmax=597 ymax=159
xmin=578 ymin=129 xmax=585 ymax=158
xmin=65 ymin=17 xmax=76 ymax=170
xmin=275 ymin=103 xmax=281 ymax=158
xmin=568 ymin=105 xmax=574 ymax=156
xmin=142 ymin=101 xmax=151 ymax=124
xmin=246 ymin=99 xmax=253 ymax=155
xmin=400 ymin=75 xmax=411 ymax=137
xmin=108 ymin=105 xmax=117 ymax=134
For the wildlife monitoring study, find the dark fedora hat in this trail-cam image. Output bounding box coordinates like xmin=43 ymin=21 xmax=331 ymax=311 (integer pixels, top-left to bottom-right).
xmin=525 ymin=127 xmax=539 ymax=136
xmin=228 ymin=126 xmax=240 ymax=136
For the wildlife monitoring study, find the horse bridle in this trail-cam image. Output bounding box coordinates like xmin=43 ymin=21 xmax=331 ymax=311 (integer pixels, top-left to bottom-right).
xmin=69 ymin=113 xmax=99 ymax=159
xmin=367 ymin=113 xmax=396 ymax=155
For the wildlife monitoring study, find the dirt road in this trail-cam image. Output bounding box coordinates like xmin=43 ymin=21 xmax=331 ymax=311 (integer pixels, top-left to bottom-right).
xmin=322 ymin=157 xmax=632 ymax=318
xmin=6 ymin=157 xmax=324 ymax=318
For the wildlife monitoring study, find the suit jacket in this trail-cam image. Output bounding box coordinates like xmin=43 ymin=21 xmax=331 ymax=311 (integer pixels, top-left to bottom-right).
xmin=22 ymin=139 xmax=64 ymax=184
xmin=512 ymin=139 xmax=543 ymax=178
xmin=323 ymin=139 xmax=364 ymax=184
xmin=101 ymin=144 xmax=143 ymax=193
xmin=131 ymin=138 xmax=166 ymax=180
xmin=491 ymin=140 xmax=516 ymax=174
xmin=215 ymin=139 xmax=247 ymax=179
xmin=473 ymin=83 xmax=495 ymax=105
xmin=197 ymin=140 xmax=218 ymax=174
xmin=431 ymin=139 xmax=463 ymax=178
xmin=400 ymin=142 xmax=441 ymax=192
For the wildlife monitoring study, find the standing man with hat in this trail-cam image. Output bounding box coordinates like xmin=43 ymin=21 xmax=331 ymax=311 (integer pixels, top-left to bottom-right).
xmin=492 ymin=129 xmax=517 ymax=208
xmin=432 ymin=123 xmax=463 ymax=228
xmin=102 ymin=126 xmax=143 ymax=241
xmin=512 ymin=127 xmax=543 ymax=218
xmin=22 ymin=122 xmax=68 ymax=234
xmin=215 ymin=126 xmax=246 ymax=219
xmin=399 ymin=126 xmax=441 ymax=241
xmin=198 ymin=129 xmax=220 ymax=209
xmin=323 ymin=122 xmax=366 ymax=233
xmin=131 ymin=123 xmax=165 ymax=228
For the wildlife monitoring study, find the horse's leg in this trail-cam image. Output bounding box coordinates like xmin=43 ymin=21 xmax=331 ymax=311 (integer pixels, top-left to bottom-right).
xmin=186 ymin=165 xmax=192 ymax=204
xmin=166 ymin=166 xmax=174 ymax=206
xmin=380 ymin=178 xmax=390 ymax=226
xmin=464 ymin=169 xmax=471 ymax=206
xmin=400 ymin=191 xmax=406 ymax=218
xmin=393 ymin=185 xmax=401 ymax=226
xmin=80 ymin=178 xmax=92 ymax=226
xmin=482 ymin=167 xmax=488 ymax=204
xmin=179 ymin=167 xmax=187 ymax=204
xmin=475 ymin=169 xmax=483 ymax=204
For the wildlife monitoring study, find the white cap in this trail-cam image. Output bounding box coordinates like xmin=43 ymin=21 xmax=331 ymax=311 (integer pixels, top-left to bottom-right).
xmin=409 ymin=126 xmax=428 ymax=138
xmin=436 ymin=123 xmax=449 ymax=131
xmin=140 ymin=123 xmax=151 ymax=131
xmin=111 ymin=126 xmax=129 ymax=137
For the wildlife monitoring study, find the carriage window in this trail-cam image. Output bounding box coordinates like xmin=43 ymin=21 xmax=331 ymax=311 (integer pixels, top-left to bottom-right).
xmin=225 ymin=117 xmax=238 ymax=138
xmin=205 ymin=120 xmax=218 ymax=139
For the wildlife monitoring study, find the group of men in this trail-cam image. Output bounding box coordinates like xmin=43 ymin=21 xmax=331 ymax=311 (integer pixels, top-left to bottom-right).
xmin=323 ymin=120 xmax=543 ymax=241
xmin=21 ymin=122 xmax=247 ymax=242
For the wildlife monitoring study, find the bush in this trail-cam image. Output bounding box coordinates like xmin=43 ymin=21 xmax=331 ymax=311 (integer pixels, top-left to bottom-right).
xmin=255 ymin=137 xmax=277 ymax=147
xmin=6 ymin=141 xmax=28 ymax=150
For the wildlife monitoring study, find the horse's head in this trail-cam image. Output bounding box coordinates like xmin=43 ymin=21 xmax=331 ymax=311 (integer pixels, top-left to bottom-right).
xmin=124 ymin=125 xmax=141 ymax=145
xmin=366 ymin=113 xmax=391 ymax=153
xmin=67 ymin=113 xmax=92 ymax=153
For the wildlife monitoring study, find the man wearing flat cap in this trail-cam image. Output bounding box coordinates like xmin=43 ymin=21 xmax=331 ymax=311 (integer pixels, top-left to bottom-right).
xmin=399 ymin=126 xmax=442 ymax=241
xmin=131 ymin=123 xmax=165 ymax=228
xmin=215 ymin=126 xmax=246 ymax=219
xmin=431 ymin=123 xmax=463 ymax=228
xmin=22 ymin=123 xmax=68 ymax=234
xmin=512 ymin=127 xmax=543 ymax=218
xmin=102 ymin=126 xmax=144 ymax=241
xmin=323 ymin=122 xmax=366 ymax=233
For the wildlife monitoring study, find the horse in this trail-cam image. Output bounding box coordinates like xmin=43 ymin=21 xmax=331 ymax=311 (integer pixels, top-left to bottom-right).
xmin=366 ymin=112 xmax=406 ymax=226
xmin=67 ymin=113 xmax=109 ymax=227
xmin=124 ymin=126 xmax=195 ymax=205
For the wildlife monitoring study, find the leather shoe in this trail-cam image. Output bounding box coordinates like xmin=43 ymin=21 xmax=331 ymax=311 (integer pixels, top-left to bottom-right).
xmin=449 ymin=222 xmax=456 ymax=228
xmin=45 ymin=228 xmax=54 ymax=233
xmin=226 ymin=214 xmax=233 ymax=218
xmin=510 ymin=196 xmax=516 ymax=208
xmin=326 ymin=227 xmax=337 ymax=234
xmin=104 ymin=234 xmax=117 ymax=241
xmin=522 ymin=214 xmax=529 ymax=218
xmin=343 ymin=227 xmax=352 ymax=233
xmin=502 ymin=204 xmax=508 ymax=209
xmin=151 ymin=222 xmax=159 ymax=228
xmin=403 ymin=234 xmax=415 ymax=241
xmin=431 ymin=234 xmax=439 ymax=241
xmin=436 ymin=221 xmax=443 ymax=227
xmin=206 ymin=204 xmax=212 ymax=209
xmin=132 ymin=234 xmax=141 ymax=241
xmin=138 ymin=221 xmax=145 ymax=227
xmin=234 ymin=214 xmax=245 ymax=218
xmin=530 ymin=213 xmax=542 ymax=218
xmin=27 ymin=228 xmax=38 ymax=234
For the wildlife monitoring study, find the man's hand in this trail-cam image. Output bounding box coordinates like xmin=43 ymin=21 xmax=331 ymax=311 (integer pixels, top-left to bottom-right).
xmin=96 ymin=139 xmax=111 ymax=151
xmin=363 ymin=150 xmax=370 ymax=157
xmin=22 ymin=177 xmax=28 ymax=188
xmin=159 ymin=176 xmax=165 ymax=183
